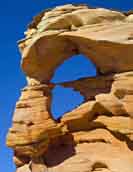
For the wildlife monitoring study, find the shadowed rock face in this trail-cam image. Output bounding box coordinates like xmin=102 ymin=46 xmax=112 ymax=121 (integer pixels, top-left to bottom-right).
xmin=6 ymin=4 xmax=133 ymax=172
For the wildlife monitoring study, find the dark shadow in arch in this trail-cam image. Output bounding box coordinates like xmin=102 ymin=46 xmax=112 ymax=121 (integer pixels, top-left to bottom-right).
xmin=43 ymin=134 xmax=76 ymax=167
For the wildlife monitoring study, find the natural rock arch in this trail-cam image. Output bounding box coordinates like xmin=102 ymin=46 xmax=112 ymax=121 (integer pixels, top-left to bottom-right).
xmin=51 ymin=54 xmax=96 ymax=119
xmin=20 ymin=5 xmax=133 ymax=83
xmin=7 ymin=4 xmax=133 ymax=172
xmin=21 ymin=31 xmax=133 ymax=83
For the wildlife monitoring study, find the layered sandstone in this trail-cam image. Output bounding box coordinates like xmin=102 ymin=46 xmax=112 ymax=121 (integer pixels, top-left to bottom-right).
xmin=7 ymin=4 xmax=133 ymax=172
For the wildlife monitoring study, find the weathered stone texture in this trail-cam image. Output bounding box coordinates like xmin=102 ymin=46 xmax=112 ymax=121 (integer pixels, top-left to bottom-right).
xmin=6 ymin=4 xmax=133 ymax=172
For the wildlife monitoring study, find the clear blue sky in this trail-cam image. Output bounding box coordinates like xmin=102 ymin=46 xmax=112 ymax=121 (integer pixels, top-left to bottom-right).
xmin=0 ymin=1 xmax=133 ymax=172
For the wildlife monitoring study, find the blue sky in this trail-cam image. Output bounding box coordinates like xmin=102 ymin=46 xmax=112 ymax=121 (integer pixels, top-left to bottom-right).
xmin=0 ymin=0 xmax=133 ymax=172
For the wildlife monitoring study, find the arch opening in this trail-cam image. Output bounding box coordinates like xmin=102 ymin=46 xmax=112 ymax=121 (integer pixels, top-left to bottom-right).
xmin=51 ymin=85 xmax=84 ymax=120
xmin=51 ymin=54 xmax=97 ymax=83
xmin=50 ymin=54 xmax=97 ymax=120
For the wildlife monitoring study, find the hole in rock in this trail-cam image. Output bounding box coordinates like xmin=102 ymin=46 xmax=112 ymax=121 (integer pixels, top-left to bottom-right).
xmin=50 ymin=54 xmax=97 ymax=119
xmin=27 ymin=122 xmax=34 ymax=127
xmin=92 ymin=162 xmax=108 ymax=171
xmin=51 ymin=85 xmax=84 ymax=120
xmin=51 ymin=54 xmax=97 ymax=83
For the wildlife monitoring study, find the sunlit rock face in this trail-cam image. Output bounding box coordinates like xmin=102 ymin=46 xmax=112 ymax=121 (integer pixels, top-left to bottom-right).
xmin=6 ymin=4 xmax=133 ymax=172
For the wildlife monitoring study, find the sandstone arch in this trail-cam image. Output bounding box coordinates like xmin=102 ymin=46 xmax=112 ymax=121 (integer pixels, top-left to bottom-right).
xmin=50 ymin=54 xmax=96 ymax=119
xmin=19 ymin=4 xmax=133 ymax=83
xmin=21 ymin=26 xmax=133 ymax=83
xmin=7 ymin=4 xmax=133 ymax=172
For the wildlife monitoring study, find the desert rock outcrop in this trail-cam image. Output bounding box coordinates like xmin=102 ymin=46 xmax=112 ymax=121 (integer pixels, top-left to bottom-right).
xmin=7 ymin=4 xmax=133 ymax=172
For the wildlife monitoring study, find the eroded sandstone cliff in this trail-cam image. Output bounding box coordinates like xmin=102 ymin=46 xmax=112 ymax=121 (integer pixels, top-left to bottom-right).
xmin=7 ymin=4 xmax=133 ymax=172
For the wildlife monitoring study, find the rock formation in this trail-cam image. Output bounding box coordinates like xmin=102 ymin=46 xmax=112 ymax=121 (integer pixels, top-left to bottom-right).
xmin=6 ymin=4 xmax=133 ymax=172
